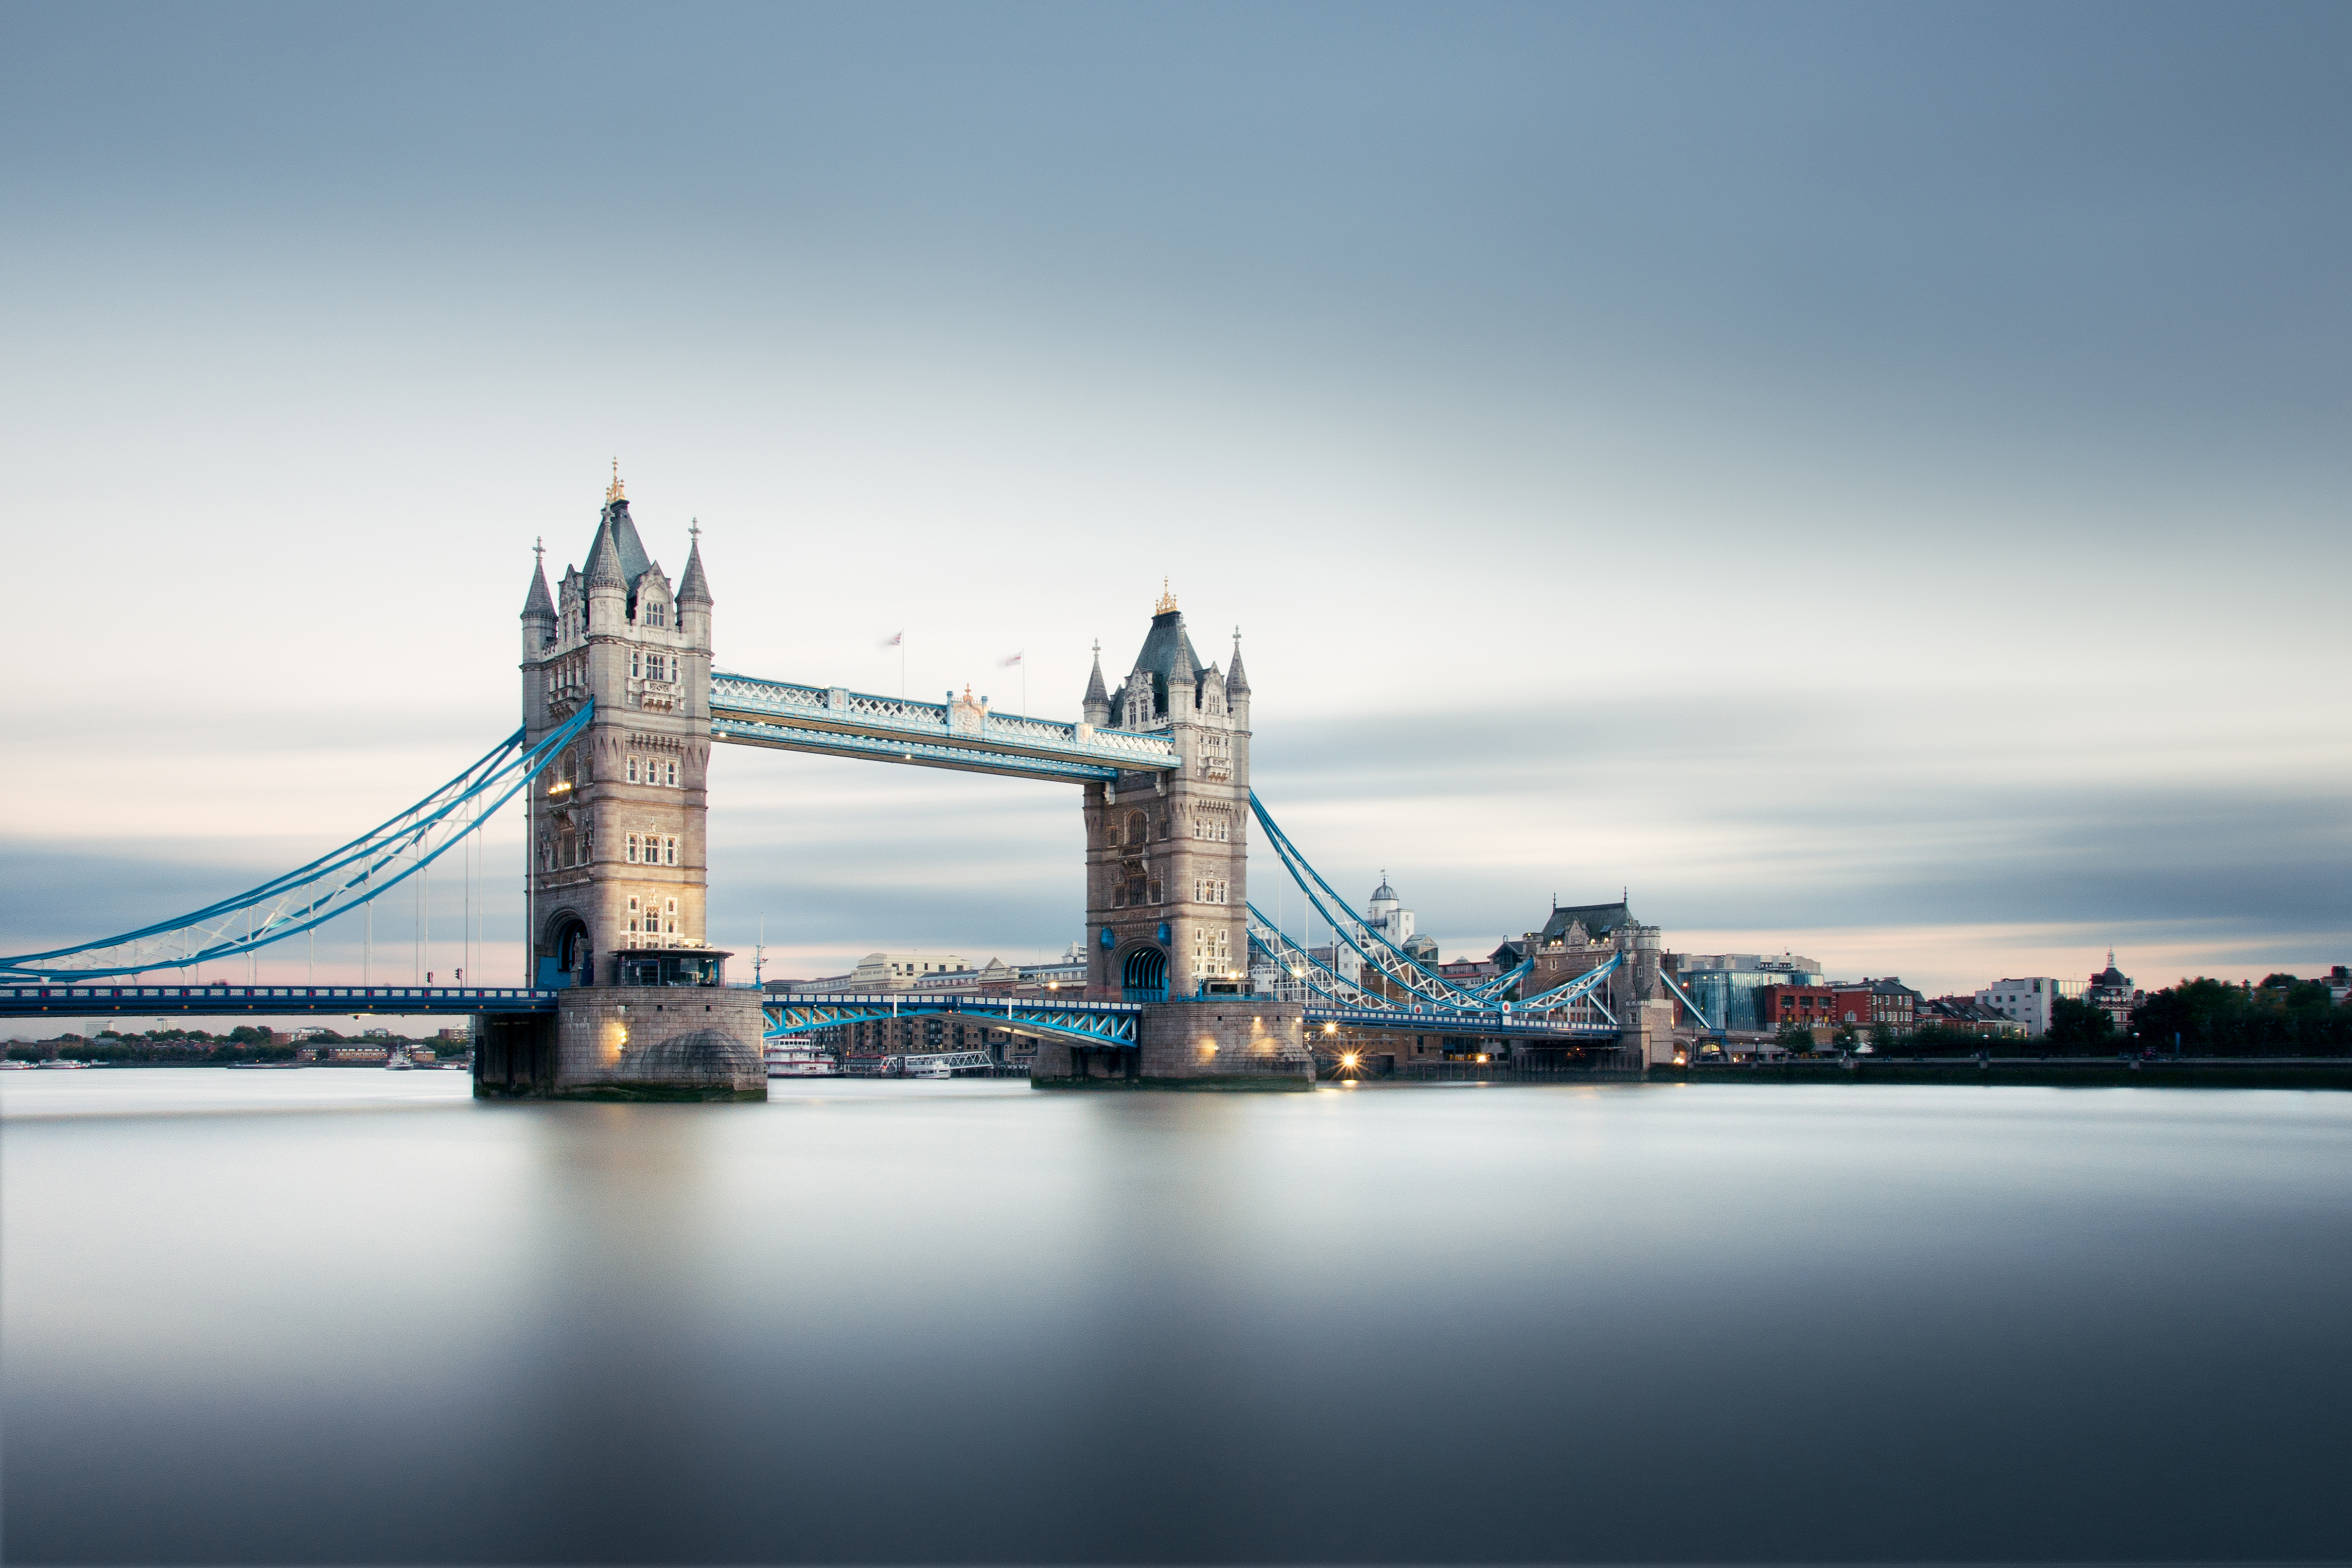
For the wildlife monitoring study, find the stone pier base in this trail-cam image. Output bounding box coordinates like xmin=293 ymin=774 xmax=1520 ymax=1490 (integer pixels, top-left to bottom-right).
xmin=1032 ymin=998 xmax=1315 ymax=1090
xmin=474 ymin=987 xmax=766 ymax=1101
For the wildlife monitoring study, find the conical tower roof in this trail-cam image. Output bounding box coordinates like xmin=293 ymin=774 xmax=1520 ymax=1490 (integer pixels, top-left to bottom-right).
xmin=583 ymin=504 xmax=628 ymax=589
xmin=1083 ymin=642 xmax=1108 ymax=707
xmin=605 ymin=501 xmax=651 ymax=587
xmin=521 ymin=552 xmax=555 ymax=618
xmin=1125 ymin=609 xmax=1204 ymax=689
xmin=677 ymin=530 xmax=713 ymax=605
xmin=1226 ymin=628 xmax=1250 ymax=694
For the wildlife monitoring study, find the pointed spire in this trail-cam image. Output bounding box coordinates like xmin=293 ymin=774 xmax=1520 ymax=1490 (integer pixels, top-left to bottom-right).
xmin=1226 ymin=625 xmax=1250 ymax=694
xmin=1083 ymin=639 xmax=1108 ymax=706
xmin=583 ymin=508 xmax=627 ymax=589
xmin=678 ymin=521 xmax=713 ymax=605
xmin=521 ymin=538 xmax=555 ymax=619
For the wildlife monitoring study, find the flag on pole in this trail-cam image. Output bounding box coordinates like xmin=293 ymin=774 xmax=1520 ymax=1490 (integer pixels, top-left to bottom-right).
xmin=880 ymin=631 xmax=903 ymax=648
xmin=1000 ymin=652 xmax=1023 ymax=667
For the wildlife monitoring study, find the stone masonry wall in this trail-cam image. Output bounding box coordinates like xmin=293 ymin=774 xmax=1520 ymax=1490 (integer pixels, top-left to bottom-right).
xmin=551 ymin=985 xmax=766 ymax=1100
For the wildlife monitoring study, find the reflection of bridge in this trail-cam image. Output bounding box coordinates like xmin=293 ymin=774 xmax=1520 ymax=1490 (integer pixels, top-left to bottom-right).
xmin=1 ymin=470 xmax=1708 ymax=1091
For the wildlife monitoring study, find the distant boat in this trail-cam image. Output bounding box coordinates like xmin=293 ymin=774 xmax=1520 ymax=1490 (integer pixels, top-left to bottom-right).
xmin=0 ymin=1060 xmax=33 ymax=1071
xmin=35 ymin=1060 xmax=88 ymax=1070
xmin=765 ymin=1044 xmax=837 ymax=1078
xmin=384 ymin=1051 xmax=415 ymax=1072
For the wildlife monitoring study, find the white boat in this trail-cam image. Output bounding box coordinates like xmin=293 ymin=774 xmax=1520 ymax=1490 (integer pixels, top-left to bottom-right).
xmin=384 ymin=1051 xmax=415 ymax=1071
xmin=764 ymin=1043 xmax=838 ymax=1078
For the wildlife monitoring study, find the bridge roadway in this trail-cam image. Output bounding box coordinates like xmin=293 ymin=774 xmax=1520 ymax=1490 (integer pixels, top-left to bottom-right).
xmin=0 ymin=985 xmax=1622 ymax=1045
xmin=708 ymin=674 xmax=1179 ymax=783
xmin=0 ymin=984 xmax=559 ymax=1020
xmin=1301 ymin=1002 xmax=1618 ymax=1039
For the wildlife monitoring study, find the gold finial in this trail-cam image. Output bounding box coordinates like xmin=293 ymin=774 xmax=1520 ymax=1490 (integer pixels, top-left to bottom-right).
xmin=606 ymin=458 xmax=626 ymax=503
xmin=1154 ymin=577 xmax=1178 ymax=615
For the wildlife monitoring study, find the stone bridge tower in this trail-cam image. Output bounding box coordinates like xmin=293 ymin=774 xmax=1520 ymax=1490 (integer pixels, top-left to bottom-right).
xmin=520 ymin=468 xmax=717 ymax=985
xmin=480 ymin=468 xmax=762 ymax=1100
xmin=1081 ymin=586 xmax=1253 ymax=1002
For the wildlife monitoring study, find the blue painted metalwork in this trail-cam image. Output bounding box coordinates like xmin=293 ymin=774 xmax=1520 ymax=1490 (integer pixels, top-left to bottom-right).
xmin=1514 ymin=951 xmax=1622 ymax=1021
xmin=1658 ymin=968 xmax=1719 ymax=1033
xmin=1300 ymin=1002 xmax=1618 ymax=1040
xmin=763 ymin=993 xmax=1141 ymax=1047
xmin=0 ymin=984 xmax=558 ymax=1019
xmin=709 ymin=673 xmax=1178 ymax=782
xmin=0 ymin=706 xmax=596 ymax=983
xmin=1246 ymin=792 xmax=1494 ymax=1008
xmin=1245 ymin=906 xmax=1387 ymax=1009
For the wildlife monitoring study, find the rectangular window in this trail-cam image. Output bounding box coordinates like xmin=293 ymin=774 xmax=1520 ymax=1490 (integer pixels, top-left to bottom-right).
xmin=626 ymin=833 xmax=639 ymax=864
xmin=664 ymin=835 xmax=678 ymax=866
xmin=665 ymin=760 xmax=679 ymax=786
xmin=627 ymin=895 xmax=641 ymax=935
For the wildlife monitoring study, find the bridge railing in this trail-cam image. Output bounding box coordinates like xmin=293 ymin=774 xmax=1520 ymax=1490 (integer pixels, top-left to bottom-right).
xmin=0 ymin=984 xmax=557 ymax=1017
xmin=709 ymin=673 xmax=1178 ymax=770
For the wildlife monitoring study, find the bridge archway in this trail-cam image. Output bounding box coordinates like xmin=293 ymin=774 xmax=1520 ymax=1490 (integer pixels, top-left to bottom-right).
xmin=1120 ymin=944 xmax=1168 ymax=1004
xmin=541 ymin=913 xmax=590 ymax=986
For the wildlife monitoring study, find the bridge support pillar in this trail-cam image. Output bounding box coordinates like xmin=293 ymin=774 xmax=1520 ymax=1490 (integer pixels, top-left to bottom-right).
xmin=474 ymin=1013 xmax=558 ymax=1098
xmin=1630 ymin=998 xmax=1679 ymax=1068
xmin=476 ymin=988 xmax=765 ymax=1100
xmin=1032 ymin=999 xmax=1314 ymax=1090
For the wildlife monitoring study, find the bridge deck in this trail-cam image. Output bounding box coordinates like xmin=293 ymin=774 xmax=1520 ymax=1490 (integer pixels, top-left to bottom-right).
xmin=0 ymin=984 xmax=559 ymax=1019
xmin=709 ymin=673 xmax=1178 ymax=783
xmin=1301 ymin=1003 xmax=1619 ymax=1039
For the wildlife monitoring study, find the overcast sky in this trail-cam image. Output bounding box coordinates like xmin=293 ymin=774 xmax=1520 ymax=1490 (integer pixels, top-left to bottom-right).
xmin=3 ymin=0 xmax=2345 ymax=1010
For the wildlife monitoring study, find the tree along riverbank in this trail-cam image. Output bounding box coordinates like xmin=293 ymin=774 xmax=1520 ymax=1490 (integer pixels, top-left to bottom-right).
xmin=1654 ymin=1057 xmax=2352 ymax=1089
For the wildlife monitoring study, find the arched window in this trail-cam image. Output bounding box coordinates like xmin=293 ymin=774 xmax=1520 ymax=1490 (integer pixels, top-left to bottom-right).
xmin=1125 ymin=811 xmax=1147 ymax=847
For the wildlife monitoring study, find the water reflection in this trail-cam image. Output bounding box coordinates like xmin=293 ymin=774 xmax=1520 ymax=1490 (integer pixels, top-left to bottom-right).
xmin=4 ymin=1072 xmax=2348 ymax=1563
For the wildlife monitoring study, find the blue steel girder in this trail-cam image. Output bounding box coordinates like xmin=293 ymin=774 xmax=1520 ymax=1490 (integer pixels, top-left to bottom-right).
xmin=709 ymin=674 xmax=1177 ymax=783
xmin=1246 ymin=793 xmax=1490 ymax=1008
xmin=1301 ymin=1003 xmax=1618 ymax=1039
xmin=1658 ymin=969 xmax=1719 ymax=1032
xmin=764 ymin=993 xmax=1140 ymax=1047
xmin=0 ymin=706 xmax=595 ymax=983
xmin=1246 ymin=908 xmax=1387 ymax=1009
xmin=1514 ymin=951 xmax=1623 ymax=1021
xmin=0 ymin=984 xmax=557 ymax=1019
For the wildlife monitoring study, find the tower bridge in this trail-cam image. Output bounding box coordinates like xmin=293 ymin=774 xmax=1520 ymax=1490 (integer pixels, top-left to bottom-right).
xmin=1 ymin=472 xmax=1708 ymax=1095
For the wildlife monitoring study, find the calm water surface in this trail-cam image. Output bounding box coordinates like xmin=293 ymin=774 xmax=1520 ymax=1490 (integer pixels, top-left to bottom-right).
xmin=4 ymin=1070 xmax=2347 ymax=1564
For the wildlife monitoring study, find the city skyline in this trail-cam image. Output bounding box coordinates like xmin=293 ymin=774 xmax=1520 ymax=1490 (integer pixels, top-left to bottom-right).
xmin=5 ymin=3 xmax=2346 ymax=999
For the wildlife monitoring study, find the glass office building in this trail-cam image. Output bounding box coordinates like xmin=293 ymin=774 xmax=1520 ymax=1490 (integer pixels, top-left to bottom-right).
xmin=1671 ymin=954 xmax=1826 ymax=1033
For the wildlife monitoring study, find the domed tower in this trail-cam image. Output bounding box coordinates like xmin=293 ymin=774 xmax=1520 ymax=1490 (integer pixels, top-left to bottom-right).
xmin=1082 ymin=584 xmax=1251 ymax=1003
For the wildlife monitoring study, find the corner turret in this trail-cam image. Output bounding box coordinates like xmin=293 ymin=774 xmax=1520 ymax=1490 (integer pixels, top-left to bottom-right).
xmin=1082 ymin=641 xmax=1110 ymax=728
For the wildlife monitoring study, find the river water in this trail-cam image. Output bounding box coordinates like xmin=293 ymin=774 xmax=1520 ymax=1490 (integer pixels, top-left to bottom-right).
xmin=3 ymin=1071 xmax=2347 ymax=1564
